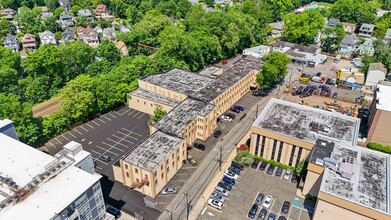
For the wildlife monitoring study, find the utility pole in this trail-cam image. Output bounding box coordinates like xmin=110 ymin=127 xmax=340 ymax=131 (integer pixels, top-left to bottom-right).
xmin=219 ymin=146 xmax=223 ymax=171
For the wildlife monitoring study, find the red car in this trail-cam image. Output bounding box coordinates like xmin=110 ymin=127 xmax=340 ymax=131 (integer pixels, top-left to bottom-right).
xmin=326 ymin=91 xmax=331 ymax=97
xmin=222 ymin=60 xmax=228 ymax=65
xmin=291 ymin=174 xmax=299 ymax=183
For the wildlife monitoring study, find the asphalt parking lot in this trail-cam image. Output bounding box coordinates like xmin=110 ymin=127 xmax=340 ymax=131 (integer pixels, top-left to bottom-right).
xmin=198 ymin=164 xmax=314 ymax=220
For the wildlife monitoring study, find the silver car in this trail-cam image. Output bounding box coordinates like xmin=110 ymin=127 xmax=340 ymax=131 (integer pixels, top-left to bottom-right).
xmin=162 ymin=187 xmax=177 ymax=195
xmin=210 ymin=192 xmax=225 ymax=203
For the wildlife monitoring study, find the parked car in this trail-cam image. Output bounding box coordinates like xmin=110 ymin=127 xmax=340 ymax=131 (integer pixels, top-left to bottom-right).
xmin=255 ymin=193 xmax=264 ymax=204
xmin=311 ymin=76 xmax=323 ymax=83
xmin=251 ymin=159 xmax=260 ymax=169
xmin=224 ymin=170 xmax=239 ymax=180
xmin=303 ymin=86 xmax=309 ymax=92
xmin=275 ymin=167 xmax=283 ymax=176
xmin=231 ymin=107 xmax=240 ymax=113
xmin=234 ymin=105 xmax=244 ymax=111
xmin=214 ymin=130 xmax=222 ymax=138
xmin=99 ymin=154 xmax=111 ymax=162
xmin=228 ymin=166 xmax=240 ymax=174
xmin=221 ymin=115 xmax=232 ymax=122
xmin=257 ymin=208 xmax=268 ymax=220
xmin=222 ymin=60 xmax=228 ymax=65
xmin=278 ymin=216 xmax=287 ymax=220
xmin=162 ymin=187 xmax=177 ymax=195
xmin=214 ymin=186 xmax=229 ymax=197
xmin=259 ymin=161 xmax=268 ymax=170
xmin=291 ymin=174 xmax=299 ymax=183
xmin=313 ymin=89 xmax=319 ymax=95
xmin=222 ymin=176 xmax=235 ymax=185
xmin=226 ymin=113 xmax=236 ymax=119
xmin=316 ymin=72 xmax=321 ymax=77
xmin=210 ymin=192 xmax=225 ymax=203
xmin=193 ymin=143 xmax=205 ymax=151
xmin=281 ymin=201 xmax=290 ymax=214
xmin=297 ymin=86 xmax=304 ymax=91
xmin=267 ymin=164 xmax=275 ymax=175
xmin=208 ymin=199 xmax=224 ymax=210
xmin=218 ymin=182 xmax=232 ymax=191
xmin=248 ymin=203 xmax=258 ymax=218
xmin=355 ymin=97 xmax=362 ymax=103
xmin=320 ymin=90 xmax=326 ymax=96
xmin=107 ymin=206 xmax=121 ymax=218
xmin=326 ymin=91 xmax=331 ymax=97
xmin=267 ymin=213 xmax=276 ymax=220
xmin=284 ymin=170 xmax=292 ymax=180
xmin=262 ymin=195 xmax=273 ymax=208
xmin=231 ymin=161 xmax=244 ymax=170
xmin=332 ymin=92 xmax=338 ymax=98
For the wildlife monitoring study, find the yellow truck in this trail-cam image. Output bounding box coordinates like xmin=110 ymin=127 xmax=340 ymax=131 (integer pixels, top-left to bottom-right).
xmin=299 ymin=74 xmax=310 ymax=82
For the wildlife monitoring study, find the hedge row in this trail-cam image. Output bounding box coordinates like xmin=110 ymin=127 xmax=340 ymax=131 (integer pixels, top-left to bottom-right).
xmin=367 ymin=143 xmax=391 ymax=154
xmin=234 ymin=150 xmax=296 ymax=171
xmin=253 ymin=155 xmax=296 ymax=172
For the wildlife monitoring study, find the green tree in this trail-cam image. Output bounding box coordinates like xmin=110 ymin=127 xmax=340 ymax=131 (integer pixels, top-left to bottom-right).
xmin=45 ymin=0 xmax=58 ymax=12
xmin=283 ymin=9 xmax=326 ymax=45
xmin=0 ymin=46 xmax=21 ymax=71
xmin=14 ymin=6 xmax=44 ymax=35
xmin=153 ymin=105 xmax=166 ymax=121
xmin=54 ymin=7 xmax=65 ymax=18
xmin=321 ymin=23 xmax=346 ymax=52
xmin=295 ymin=160 xmax=307 ymax=177
xmin=329 ymin=0 xmax=378 ymax=24
xmin=42 ymin=109 xmax=70 ymax=137
xmin=256 ymin=52 xmax=291 ymax=88
xmin=0 ymin=67 xmax=19 ymax=93
xmin=0 ymin=18 xmax=16 ymax=41
xmin=44 ymin=16 xmax=60 ymax=33
xmin=96 ymin=40 xmax=121 ymax=64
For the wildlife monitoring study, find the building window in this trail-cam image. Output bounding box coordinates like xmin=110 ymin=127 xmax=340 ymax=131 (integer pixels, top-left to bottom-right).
xmin=145 ymin=174 xmax=148 ymax=179
xmin=177 ymin=156 xmax=179 ymax=161
xmin=172 ymin=154 xmax=174 ymax=159
xmin=172 ymin=161 xmax=175 ymax=166
xmin=255 ymin=134 xmax=260 ymax=156
xmin=183 ymin=150 xmax=185 ymax=156
xmin=135 ymin=168 xmax=138 ymax=173
xmin=155 ymin=179 xmax=158 ymax=185
xmin=161 ymin=172 xmax=164 ymax=179
xmin=137 ymin=99 xmax=139 ymax=102
xmin=125 ymin=164 xmax=128 ymax=169
xmin=289 ymin=146 xmax=296 ymax=166
xmin=277 ymin=142 xmax=283 ymax=162
xmin=271 ymin=140 xmax=277 ymax=160
xmin=126 ymin=172 xmax=129 ymax=177
xmin=144 ymin=102 xmax=146 ymax=105
xmin=167 ymin=167 xmax=169 ymax=173
xmin=154 ymin=171 xmax=157 ymax=177
xmin=166 ymin=159 xmax=169 ymax=164
xmin=260 ymin=136 xmax=266 ymax=157
xmin=296 ymin=148 xmax=303 ymax=166
xmin=151 ymin=104 xmax=153 ymax=107
xmin=161 ymin=165 xmax=163 ymax=170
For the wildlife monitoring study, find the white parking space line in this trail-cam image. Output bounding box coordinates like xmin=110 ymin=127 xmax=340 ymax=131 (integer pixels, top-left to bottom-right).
xmin=269 ymin=199 xmax=276 ymax=213
xmin=132 ymin=111 xmax=142 ymax=118
xmin=62 ymin=135 xmax=69 ymax=141
xmin=107 ymin=138 xmax=129 ymax=151
xmin=55 ymin=137 xmax=63 ymax=145
xmin=108 ymin=113 xmax=117 ymax=118
xmin=95 ymin=145 xmax=109 ymax=151
xmin=117 ymin=131 xmax=139 ymax=140
xmin=49 ymin=142 xmax=57 ymax=148
xmin=96 ymin=132 xmax=137 ymax=162
xmin=95 ymin=166 xmax=102 ymax=170
xmin=137 ymin=113 xmax=145 ymax=119
xmin=287 ymin=204 xmax=293 ymax=219
xmin=127 ymin=109 xmax=135 ymax=116
xmin=104 ymin=150 xmax=120 ymax=156
xmin=112 ymin=135 xmax=134 ymax=145
xmin=97 ymin=118 xmax=106 ymax=124
xmin=74 ymin=128 xmax=83 ymax=135
xmin=85 ymin=123 xmax=94 ymax=130
xmin=68 ymin=132 xmax=76 ymax=138
xmin=91 ymin=120 xmax=101 ymax=127
xmin=102 ymin=115 xmax=111 ymax=121
xmin=91 ymin=149 xmax=103 ymax=156
xmin=280 ymin=171 xmax=284 ymax=180
xmin=120 ymin=128 xmax=143 ymax=137
xmin=95 ymin=159 xmax=109 ymax=166
xmin=102 ymin=141 xmax=125 ymax=152
xmin=79 ymin=126 xmax=88 ymax=132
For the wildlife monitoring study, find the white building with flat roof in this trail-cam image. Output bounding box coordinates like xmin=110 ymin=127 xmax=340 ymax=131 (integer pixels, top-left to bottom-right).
xmin=0 ymin=123 xmax=106 ymax=220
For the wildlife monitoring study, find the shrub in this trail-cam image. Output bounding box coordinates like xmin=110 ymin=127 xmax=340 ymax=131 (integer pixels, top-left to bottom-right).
xmin=238 ymin=144 xmax=249 ymax=151
xmin=305 ymin=194 xmax=317 ymax=202
xmin=367 ymin=142 xmax=391 ymax=154
xmin=251 ymin=155 xmax=295 ymax=171
xmin=241 ymin=154 xmax=253 ymax=166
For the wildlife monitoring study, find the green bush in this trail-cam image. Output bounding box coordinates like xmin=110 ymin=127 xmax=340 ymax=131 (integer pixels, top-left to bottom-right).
xmin=241 ymin=154 xmax=253 ymax=166
xmin=367 ymin=142 xmax=391 ymax=154
xmin=251 ymin=155 xmax=295 ymax=171
xmin=305 ymin=194 xmax=317 ymax=202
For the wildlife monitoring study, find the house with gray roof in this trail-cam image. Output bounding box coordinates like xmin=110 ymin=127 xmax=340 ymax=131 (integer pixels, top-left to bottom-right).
xmin=10 ymin=21 xmax=21 ymax=33
xmin=58 ymin=0 xmax=71 ymax=12
xmin=102 ymin=27 xmax=117 ymax=43
xmin=383 ymin=28 xmax=391 ymax=44
xmin=327 ymin=18 xmax=340 ymax=28
xmin=78 ymin=9 xmax=94 ymax=22
xmin=268 ymin=22 xmax=284 ymax=38
xmin=59 ymin=11 xmax=74 ymax=27
xmin=2 ymin=34 xmax=20 ymax=52
xmin=41 ymin=12 xmax=54 ymax=21
xmin=120 ymin=25 xmax=130 ymax=34
xmin=359 ymin=38 xmax=375 ymax=56
xmin=60 ymin=27 xmax=76 ymax=45
xmin=358 ymin=23 xmax=375 ymax=38
xmin=339 ymin=34 xmax=359 ymax=53
xmin=39 ymin=30 xmax=56 ymax=46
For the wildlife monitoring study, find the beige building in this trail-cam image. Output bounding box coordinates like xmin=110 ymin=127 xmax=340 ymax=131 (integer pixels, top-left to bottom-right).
xmin=367 ymin=84 xmax=391 ymax=146
xmin=249 ymin=99 xmax=360 ymax=167
xmin=303 ymin=139 xmax=391 ymax=220
xmin=115 ymin=58 xmax=262 ymax=197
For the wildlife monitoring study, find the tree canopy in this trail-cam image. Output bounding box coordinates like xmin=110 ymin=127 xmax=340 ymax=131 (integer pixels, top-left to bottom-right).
xmin=256 ymin=52 xmax=291 ymax=88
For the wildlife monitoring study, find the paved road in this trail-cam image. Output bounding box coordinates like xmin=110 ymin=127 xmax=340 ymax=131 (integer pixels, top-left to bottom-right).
xmin=159 ymin=90 xmax=277 ymax=220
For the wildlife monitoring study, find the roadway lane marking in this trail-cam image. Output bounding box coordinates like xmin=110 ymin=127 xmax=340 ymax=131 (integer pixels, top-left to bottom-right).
xmin=121 ymin=128 xmax=143 ymax=137
xmin=55 ymin=137 xmax=63 ymax=145
xmin=62 ymin=135 xmax=69 ymax=141
xmin=102 ymin=115 xmax=111 ymax=121
xmin=79 ymin=126 xmax=88 ymax=132
xmin=68 ymin=132 xmax=76 ymax=138
xmin=97 ymin=118 xmax=106 ymax=124
xmin=116 ymin=131 xmax=139 ymax=140
xmin=112 ymin=135 xmax=134 ymax=145
xmin=85 ymin=123 xmax=94 ymax=130
xmin=102 ymin=141 xmax=125 ymax=152
xmin=91 ymin=120 xmax=100 ymax=127
xmin=74 ymin=128 xmax=83 ymax=135
xmin=49 ymin=142 xmax=57 ymax=148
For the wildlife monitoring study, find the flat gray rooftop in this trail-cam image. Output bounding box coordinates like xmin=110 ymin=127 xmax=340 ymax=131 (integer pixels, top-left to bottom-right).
xmin=320 ymin=145 xmax=391 ymax=215
xmin=140 ymin=67 xmax=214 ymax=96
xmin=193 ymin=59 xmax=262 ymax=102
xmin=122 ymin=131 xmax=184 ymax=172
xmin=153 ymin=98 xmax=216 ymax=136
xmin=197 ymin=66 xmax=222 ymax=78
xmin=252 ymin=98 xmax=360 ymax=146
xmin=128 ymin=88 xmax=181 ymax=107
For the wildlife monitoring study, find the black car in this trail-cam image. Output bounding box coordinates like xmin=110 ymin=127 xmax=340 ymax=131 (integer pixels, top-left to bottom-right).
xmin=257 ymin=208 xmax=268 ymax=220
xmin=194 ymin=143 xmax=205 ymax=151
xmin=218 ymin=181 xmax=232 ymax=191
xmin=226 ymin=113 xmax=236 ymax=119
xmin=267 ymin=164 xmax=275 ymax=175
xmin=291 ymin=174 xmax=299 ymax=183
xmin=314 ymin=89 xmax=319 ymax=95
xmin=277 ymin=216 xmax=286 ymax=220
xmin=303 ymin=87 xmax=309 ymax=92
xmin=281 ymin=201 xmax=290 ymax=214
xmin=251 ymin=159 xmax=260 ymax=169
xmin=231 ymin=161 xmax=244 ymax=170
xmin=275 ymin=167 xmax=283 ymax=176
xmin=267 ymin=213 xmax=276 ymax=220
xmin=299 ymin=92 xmax=310 ymax=98
xmin=231 ymin=107 xmax=240 ymax=113
xmin=332 ymin=92 xmax=338 ymax=98
xmin=214 ymin=130 xmax=222 ymax=138
xmin=259 ymin=161 xmax=268 ymax=170
xmin=255 ymin=193 xmax=264 ymax=204
xmin=320 ymin=90 xmax=326 ymax=96
xmin=316 ymin=72 xmax=321 ymax=77
xmin=297 ymin=86 xmax=304 ymax=91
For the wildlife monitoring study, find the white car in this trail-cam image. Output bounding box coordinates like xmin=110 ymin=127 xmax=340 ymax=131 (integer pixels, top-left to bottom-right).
xmin=224 ymin=170 xmax=238 ymax=180
xmin=284 ymin=170 xmax=292 ymax=180
xmin=208 ymin=198 xmax=224 ymax=210
xmin=221 ymin=115 xmax=232 ymax=122
xmin=262 ymin=195 xmax=273 ymax=208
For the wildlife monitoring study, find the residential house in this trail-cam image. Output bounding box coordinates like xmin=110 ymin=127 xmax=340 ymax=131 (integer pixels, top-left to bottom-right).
xmin=116 ymin=41 xmax=128 ymax=56
xmin=77 ymin=26 xmax=99 ymax=47
xmin=268 ymin=22 xmax=284 ymax=38
xmin=383 ymin=28 xmax=391 ymax=44
xmin=215 ymin=0 xmax=233 ymax=8
xmin=342 ymin=22 xmax=356 ymax=34
xmin=2 ymin=8 xmax=16 ymax=20
xmin=41 ymin=12 xmax=54 ymax=21
xmin=366 ymin=62 xmax=387 ymax=87
xmin=11 ymin=21 xmax=21 ymax=33
xmin=339 ymin=34 xmax=359 ymax=53
xmin=58 ymin=0 xmax=71 ymax=12
xmin=359 ymin=38 xmax=375 ymax=56
xmin=94 ymin=26 xmax=103 ymax=37
xmin=358 ymin=23 xmax=375 ymax=38
xmin=2 ymin=34 xmax=20 ymax=52
xmin=326 ymin=18 xmax=340 ymax=28
xmin=78 ymin=9 xmax=94 ymax=22
xmin=94 ymin=4 xmax=112 ymax=19
xmin=120 ymin=25 xmax=130 ymax=34
xmin=242 ymin=45 xmax=271 ymax=59
xmin=59 ymin=11 xmax=74 ymax=27
xmin=40 ymin=6 xmax=48 ymax=13
xmin=21 ymin=33 xmax=37 ymax=52
xmin=102 ymin=27 xmax=117 ymax=43
xmin=60 ymin=27 xmax=76 ymax=44
xmin=39 ymin=30 xmax=56 ymax=46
